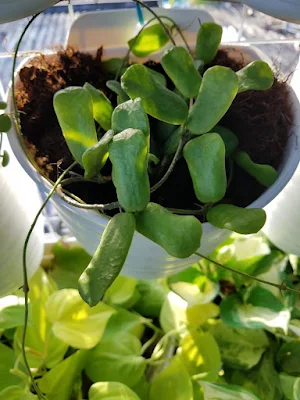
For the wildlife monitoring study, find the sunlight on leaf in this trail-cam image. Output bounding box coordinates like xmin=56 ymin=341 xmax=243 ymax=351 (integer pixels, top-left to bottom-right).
xmin=199 ymin=381 xmax=259 ymax=400
xmin=104 ymin=275 xmax=139 ymax=309
xmin=89 ymin=382 xmax=141 ymax=400
xmin=129 ymin=23 xmax=172 ymax=57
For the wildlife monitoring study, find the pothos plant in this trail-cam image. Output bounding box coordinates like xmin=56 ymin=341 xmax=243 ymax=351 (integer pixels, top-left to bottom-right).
xmin=50 ymin=19 xmax=278 ymax=307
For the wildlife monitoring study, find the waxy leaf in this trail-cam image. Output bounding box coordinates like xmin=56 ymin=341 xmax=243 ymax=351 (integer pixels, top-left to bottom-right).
xmin=161 ymin=46 xmax=202 ymax=98
xmin=135 ymin=202 xmax=202 ymax=258
xmin=82 ymin=129 xmax=114 ymax=179
xmin=234 ymin=151 xmax=278 ymax=187
xmin=149 ymin=356 xmax=193 ymax=400
xmin=199 ymin=381 xmax=259 ymax=400
xmin=184 ymin=133 xmax=226 ymax=203
xmin=121 ymin=64 xmax=188 ymax=124
xmin=207 ymin=204 xmax=266 ymax=234
xmin=109 ymin=129 xmax=150 ymax=212
xmin=86 ymin=333 xmax=146 ymax=388
xmin=104 ymin=275 xmax=138 ymax=309
xmin=89 ymin=382 xmax=141 ymax=400
xmin=54 ymin=87 xmax=98 ymax=164
xmin=79 ymin=213 xmax=135 ymax=306
xmin=134 ymin=280 xmax=166 ymax=318
xmin=84 ymin=83 xmax=113 ymax=131
xmin=129 ymin=23 xmax=172 ymax=57
xmin=112 ymin=98 xmax=150 ymax=148
xmin=237 ymin=61 xmax=274 ymax=93
xmin=211 ymin=125 xmax=239 ymax=156
xmin=106 ymin=80 xmax=130 ymax=104
xmin=147 ymin=67 xmax=167 ymax=86
xmin=187 ymin=66 xmax=238 ymax=134
xmin=46 ymin=289 xmax=115 ymax=349
xmin=195 ymin=22 xmax=223 ymax=64
xmin=0 ymin=114 xmax=11 ymax=132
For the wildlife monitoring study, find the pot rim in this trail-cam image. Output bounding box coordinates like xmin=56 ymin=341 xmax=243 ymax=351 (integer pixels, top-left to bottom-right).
xmin=6 ymin=43 xmax=300 ymax=229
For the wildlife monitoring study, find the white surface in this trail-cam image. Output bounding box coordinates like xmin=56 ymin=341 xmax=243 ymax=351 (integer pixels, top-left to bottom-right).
xmin=242 ymin=0 xmax=300 ymax=24
xmin=0 ymin=0 xmax=57 ymax=24
xmin=6 ymin=10 xmax=300 ymax=278
xmin=0 ymin=134 xmax=44 ymax=297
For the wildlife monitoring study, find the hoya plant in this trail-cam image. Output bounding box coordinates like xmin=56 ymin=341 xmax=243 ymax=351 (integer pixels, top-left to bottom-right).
xmin=52 ymin=19 xmax=277 ymax=307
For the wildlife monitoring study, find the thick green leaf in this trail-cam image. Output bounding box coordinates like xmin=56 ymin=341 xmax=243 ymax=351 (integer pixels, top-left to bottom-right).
xmin=0 ymin=101 xmax=7 ymax=110
xmin=0 ymin=295 xmax=25 ymax=330
xmin=195 ymin=22 xmax=223 ymax=64
xmin=133 ymin=280 xmax=166 ymax=318
xmin=237 ymin=61 xmax=274 ymax=93
xmin=86 ymin=333 xmax=146 ymax=388
xmin=1 ymin=150 xmax=9 ymax=167
xmin=129 ymin=23 xmax=171 ymax=57
xmin=121 ymin=64 xmax=188 ymax=124
xmin=79 ymin=213 xmax=136 ymax=306
xmin=46 ymin=289 xmax=115 ymax=349
xmin=186 ymin=303 xmax=219 ymax=327
xmin=220 ymin=286 xmax=290 ymax=331
xmin=82 ymin=129 xmax=114 ymax=179
xmin=147 ymin=68 xmax=167 ymax=87
xmin=161 ymin=46 xmax=202 ymax=98
xmin=53 ymin=87 xmax=98 ymax=164
xmin=164 ymin=127 xmax=182 ymax=156
xmin=234 ymin=151 xmax=278 ymax=187
xmin=149 ymin=356 xmax=193 ymax=400
xmin=111 ymin=98 xmax=150 ymax=148
xmin=0 ymin=114 xmax=12 ymax=132
xmin=276 ymin=341 xmax=300 ymax=376
xmin=209 ymin=321 xmax=269 ymax=370
xmin=49 ymin=241 xmax=92 ymax=289
xmin=104 ymin=275 xmax=138 ymax=309
xmin=184 ymin=133 xmax=226 ymax=203
xmin=102 ymin=308 xmax=145 ymax=340
xmin=210 ymin=125 xmax=239 ymax=156
xmin=84 ymin=82 xmax=113 ymax=130
xmin=0 ymin=344 xmax=22 ymax=391
xmin=89 ymin=382 xmax=141 ymax=400
xmin=280 ymin=373 xmax=300 ymax=400
xmin=178 ymin=328 xmax=221 ymax=381
xmin=102 ymin=58 xmax=127 ymax=76
xmin=106 ymin=80 xmax=130 ymax=103
xmin=0 ymin=387 xmax=37 ymax=400
xmin=135 ymin=202 xmax=202 ymax=258
xmin=199 ymin=381 xmax=259 ymax=400
xmin=230 ymin=350 xmax=283 ymax=400
xmin=187 ymin=66 xmax=238 ymax=135
xmin=207 ymin=204 xmax=266 ymax=234
xmin=38 ymin=350 xmax=87 ymax=400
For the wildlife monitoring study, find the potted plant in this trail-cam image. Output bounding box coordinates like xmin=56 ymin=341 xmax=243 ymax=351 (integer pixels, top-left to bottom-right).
xmin=7 ymin=7 xmax=300 ymax=305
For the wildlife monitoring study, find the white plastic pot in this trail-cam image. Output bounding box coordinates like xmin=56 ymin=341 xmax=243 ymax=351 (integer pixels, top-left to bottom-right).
xmin=0 ymin=0 xmax=57 ymax=24
xmin=6 ymin=10 xmax=300 ymax=279
xmin=0 ymin=134 xmax=44 ymax=297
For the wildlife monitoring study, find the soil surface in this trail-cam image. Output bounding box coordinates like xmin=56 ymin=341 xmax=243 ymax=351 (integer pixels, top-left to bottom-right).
xmin=15 ymin=47 xmax=293 ymax=216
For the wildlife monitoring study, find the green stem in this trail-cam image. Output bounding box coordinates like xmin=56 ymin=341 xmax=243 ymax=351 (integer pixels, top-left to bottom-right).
xmin=194 ymin=251 xmax=300 ymax=296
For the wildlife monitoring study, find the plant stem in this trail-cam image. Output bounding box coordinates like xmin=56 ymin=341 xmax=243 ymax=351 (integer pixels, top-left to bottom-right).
xmin=131 ymin=0 xmax=176 ymax=45
xmin=167 ymin=207 xmax=203 ymax=215
xmin=194 ymin=251 xmax=300 ymax=296
xmin=22 ymin=161 xmax=77 ymax=399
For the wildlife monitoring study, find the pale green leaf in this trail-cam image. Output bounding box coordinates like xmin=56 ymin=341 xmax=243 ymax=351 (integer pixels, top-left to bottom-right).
xmin=0 ymin=344 xmax=22 ymax=391
xmin=199 ymin=381 xmax=259 ymax=400
xmin=89 ymin=382 xmax=141 ymax=400
xmin=129 ymin=23 xmax=171 ymax=57
xmin=133 ymin=280 xmax=166 ymax=318
xmin=186 ymin=303 xmax=219 ymax=327
xmin=84 ymin=82 xmax=113 ymax=130
xmin=279 ymin=373 xmax=300 ymax=400
xmin=104 ymin=275 xmax=138 ymax=309
xmin=0 ymin=387 xmax=37 ymax=400
xmin=46 ymin=289 xmax=115 ymax=349
xmin=0 ymin=295 xmax=25 ymax=330
xmin=86 ymin=332 xmax=146 ymax=388
xmin=102 ymin=308 xmax=145 ymax=340
xmin=160 ymin=291 xmax=187 ymax=333
xmin=149 ymin=356 xmax=193 ymax=400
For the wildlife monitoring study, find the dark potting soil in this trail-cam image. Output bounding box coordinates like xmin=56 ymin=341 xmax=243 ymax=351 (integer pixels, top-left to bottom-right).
xmin=15 ymin=47 xmax=293 ymax=216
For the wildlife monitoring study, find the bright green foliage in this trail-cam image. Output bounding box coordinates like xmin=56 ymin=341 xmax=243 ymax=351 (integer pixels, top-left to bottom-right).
xmin=82 ymin=129 xmax=114 ymax=179
xmin=128 ymin=23 xmax=172 ymax=57
xmin=207 ymin=204 xmax=266 ymax=234
xmin=195 ymin=22 xmax=223 ymax=64
xmin=111 ymin=98 xmax=150 ymax=148
xmin=106 ymin=80 xmax=130 ymax=103
xmin=0 ymin=114 xmax=11 ymax=132
xmin=161 ymin=46 xmax=202 ymax=98
xmin=276 ymin=341 xmax=300 ymax=376
xmin=199 ymin=381 xmax=259 ymax=400
xmin=78 ymin=213 xmax=135 ymax=306
xmin=133 ymin=280 xmax=166 ymax=317
xmin=102 ymin=58 xmax=126 ymax=75
xmin=187 ymin=66 xmax=238 ymax=134
xmin=89 ymin=382 xmax=141 ymax=400
xmin=147 ymin=67 xmax=167 ymax=86
xmin=211 ymin=125 xmax=239 ymax=156
xmin=121 ymin=64 xmax=188 ymax=124
xmin=135 ymin=202 xmax=202 ymax=258
xmin=0 ymin=387 xmax=37 ymax=400
xmin=104 ymin=275 xmax=139 ymax=309
xmin=109 ymin=129 xmax=150 ymax=212
xmin=86 ymin=333 xmax=146 ymax=388
xmin=0 ymin=295 xmax=25 ymax=330
xmin=237 ymin=61 xmax=274 ymax=93
xmin=178 ymin=328 xmax=221 ymax=381
xmin=0 ymin=344 xmax=22 ymax=391
xmin=280 ymin=374 xmax=300 ymax=400
xmin=84 ymin=82 xmax=113 ymax=130
xmin=184 ymin=133 xmax=226 ymax=203
xmin=234 ymin=151 xmax=278 ymax=187
xmin=54 ymin=87 xmax=98 ymax=164
xmin=149 ymin=356 xmax=193 ymax=400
